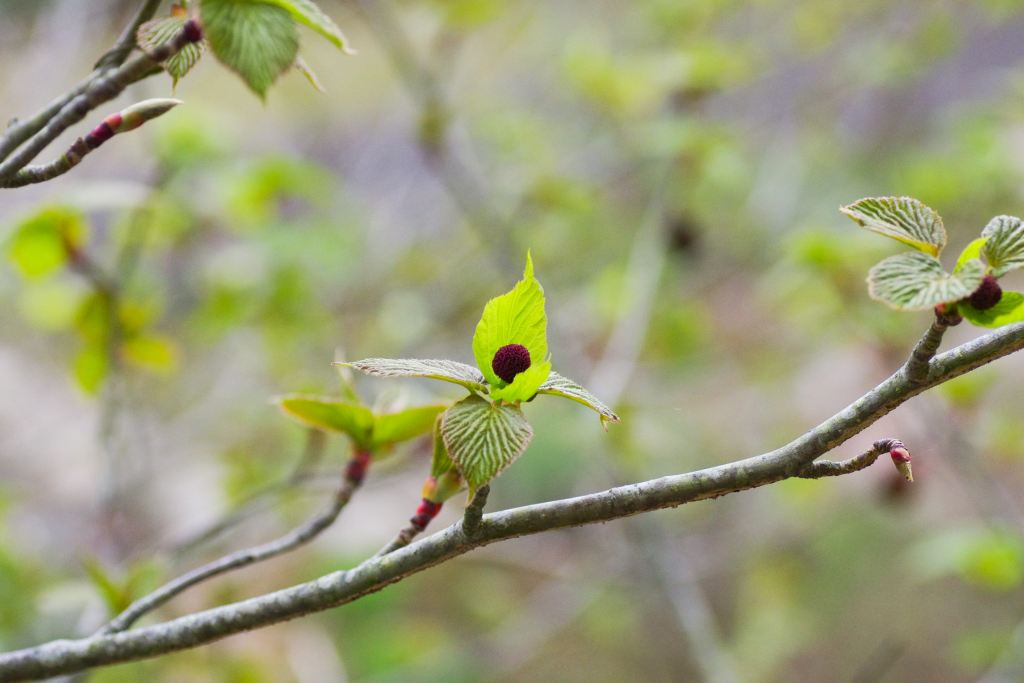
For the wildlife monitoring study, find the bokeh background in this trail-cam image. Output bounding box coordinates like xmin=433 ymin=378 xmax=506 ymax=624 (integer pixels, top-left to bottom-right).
xmin=2 ymin=0 xmax=1024 ymax=681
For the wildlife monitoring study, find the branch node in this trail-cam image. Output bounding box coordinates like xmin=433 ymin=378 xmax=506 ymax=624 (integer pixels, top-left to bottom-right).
xmin=462 ymin=485 xmax=490 ymax=536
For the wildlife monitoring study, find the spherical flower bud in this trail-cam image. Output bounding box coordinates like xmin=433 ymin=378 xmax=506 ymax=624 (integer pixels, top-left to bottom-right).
xmin=968 ymin=275 xmax=1003 ymax=311
xmin=492 ymin=343 xmax=531 ymax=384
xmin=183 ymin=18 xmax=203 ymax=44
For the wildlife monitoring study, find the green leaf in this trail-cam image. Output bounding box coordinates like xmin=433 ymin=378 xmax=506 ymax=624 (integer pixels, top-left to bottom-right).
xmin=6 ymin=206 xmax=86 ymax=279
xmin=342 ymin=358 xmax=488 ymax=393
xmin=537 ymin=371 xmax=620 ymax=428
xmin=960 ymin=292 xmax=1024 ymax=328
xmin=866 ymin=252 xmax=984 ymax=311
xmin=372 ymin=404 xmax=447 ymax=448
xmin=441 ymin=394 xmax=533 ymax=496
xmin=430 ymin=414 xmax=455 ymax=478
xmin=981 ymin=215 xmax=1024 ymax=277
xmin=122 ymin=334 xmax=179 ymax=374
xmin=200 ymin=0 xmax=299 ymax=98
xmin=472 ymin=252 xmax=549 ymax=394
xmin=73 ymin=344 xmax=108 ymax=395
xmin=955 ymin=237 xmax=987 ymax=273
xmin=489 ymin=360 xmax=551 ymax=403
xmin=840 ymin=196 xmax=947 ymax=256
xmin=276 ymin=394 xmax=373 ymax=445
xmin=137 ymin=16 xmax=205 ymax=87
xmin=293 ymin=55 xmax=326 ymax=93
xmin=81 ymin=557 xmax=129 ymax=615
xmin=259 ymin=0 xmax=354 ymax=53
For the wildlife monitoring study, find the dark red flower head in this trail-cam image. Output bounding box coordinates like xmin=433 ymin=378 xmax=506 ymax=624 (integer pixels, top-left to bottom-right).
xmin=969 ymin=275 xmax=1003 ymax=311
xmin=492 ymin=343 xmax=531 ymax=383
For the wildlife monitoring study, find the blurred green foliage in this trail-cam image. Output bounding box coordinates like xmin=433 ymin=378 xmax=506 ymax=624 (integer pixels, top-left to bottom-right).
xmin=2 ymin=0 xmax=1024 ymax=681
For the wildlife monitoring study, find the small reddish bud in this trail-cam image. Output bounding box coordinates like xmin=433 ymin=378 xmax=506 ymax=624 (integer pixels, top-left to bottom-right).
xmin=421 ymin=470 xmax=463 ymax=503
xmin=968 ymin=275 xmax=1003 ymax=311
xmin=889 ymin=445 xmax=913 ymax=482
xmin=934 ymin=302 xmax=962 ymax=326
xmin=182 ymin=18 xmax=203 ymax=43
xmin=344 ymin=449 xmax=372 ymax=485
xmin=492 ymin=343 xmax=531 ymax=383
xmin=410 ymin=499 xmax=443 ymax=530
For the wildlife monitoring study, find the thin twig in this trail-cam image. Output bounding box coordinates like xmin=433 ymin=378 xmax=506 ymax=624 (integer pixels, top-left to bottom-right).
xmin=169 ymin=430 xmax=328 ymax=556
xmin=94 ymin=0 xmax=165 ymax=71
xmin=461 ymin=485 xmax=489 ymax=536
xmin=0 ymin=21 xmax=200 ymax=183
xmin=98 ymin=446 xmax=370 ymax=634
xmin=905 ymin=316 xmax=948 ymax=383
xmin=797 ymin=442 xmax=888 ymax=478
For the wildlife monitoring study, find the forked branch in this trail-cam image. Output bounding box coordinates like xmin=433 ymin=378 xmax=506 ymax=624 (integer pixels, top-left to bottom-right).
xmin=1 ymin=320 xmax=1023 ymax=680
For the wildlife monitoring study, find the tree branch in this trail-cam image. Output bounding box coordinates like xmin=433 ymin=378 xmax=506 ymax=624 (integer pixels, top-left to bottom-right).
xmin=94 ymin=0 xmax=165 ymax=71
xmin=904 ymin=316 xmax=949 ymax=383
xmin=97 ymin=447 xmax=371 ymax=635
xmin=0 ymin=20 xmax=201 ymax=184
xmin=2 ymin=321 xmax=1024 ymax=679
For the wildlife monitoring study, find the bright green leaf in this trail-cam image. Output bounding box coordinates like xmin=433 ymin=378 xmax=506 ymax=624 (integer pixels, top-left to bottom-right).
xmin=472 ymin=252 xmax=549 ymax=392
xmin=137 ymin=15 xmax=206 ymax=87
xmin=200 ymin=0 xmax=299 ymax=98
xmin=537 ymin=371 xmax=620 ymax=428
xmin=866 ymin=252 xmax=983 ymax=310
xmin=372 ymin=404 xmax=447 ymax=448
xmin=981 ymin=215 xmax=1024 ymax=277
xmin=73 ymin=345 xmax=108 ymax=394
xmin=123 ymin=334 xmax=180 ymax=374
xmin=6 ymin=206 xmax=86 ymax=279
xmin=441 ymin=394 xmax=533 ymax=497
xmin=955 ymin=237 xmax=987 ymax=273
xmin=259 ymin=0 xmax=354 ymax=53
xmin=841 ymin=196 xmax=947 ymax=256
xmin=960 ymin=291 xmax=1024 ymax=328
xmin=490 ymin=360 xmax=551 ymax=403
xmin=276 ymin=394 xmax=373 ymax=445
xmin=342 ymin=358 xmax=488 ymax=393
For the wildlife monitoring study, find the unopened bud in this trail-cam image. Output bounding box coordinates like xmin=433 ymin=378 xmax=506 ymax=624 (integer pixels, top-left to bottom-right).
xmin=421 ymin=469 xmax=463 ymax=503
xmin=410 ymin=498 xmax=443 ymax=531
xmin=115 ymin=98 xmax=183 ymax=133
xmin=890 ymin=445 xmax=913 ymax=482
xmin=934 ymin=302 xmax=962 ymax=326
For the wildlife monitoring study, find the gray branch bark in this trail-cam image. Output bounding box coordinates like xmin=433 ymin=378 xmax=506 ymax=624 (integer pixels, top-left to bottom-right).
xmin=0 ymin=321 xmax=1022 ymax=680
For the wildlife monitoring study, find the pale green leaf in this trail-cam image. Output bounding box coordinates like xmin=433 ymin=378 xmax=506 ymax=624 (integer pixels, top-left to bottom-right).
xmin=6 ymin=206 xmax=87 ymax=279
xmin=866 ymin=252 xmax=984 ymax=310
xmin=200 ymin=0 xmax=299 ymax=98
xmin=293 ymin=55 xmax=326 ymax=93
xmin=372 ymin=404 xmax=447 ymax=448
xmin=137 ymin=16 xmax=205 ymax=87
xmin=472 ymin=252 xmax=549 ymax=392
xmin=259 ymin=0 xmax=354 ymax=53
xmin=537 ymin=371 xmax=620 ymax=428
xmin=441 ymin=394 xmax=533 ymax=496
xmin=276 ymin=394 xmax=373 ymax=444
xmin=841 ymin=196 xmax=946 ymax=256
xmin=430 ymin=413 xmax=454 ymax=478
xmin=342 ymin=358 xmax=487 ymax=393
xmin=122 ymin=335 xmax=179 ymax=374
xmin=960 ymin=292 xmax=1024 ymax=328
xmin=73 ymin=344 xmax=108 ymax=395
xmin=981 ymin=215 xmax=1024 ymax=277
xmin=955 ymin=237 xmax=987 ymax=273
